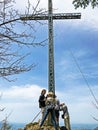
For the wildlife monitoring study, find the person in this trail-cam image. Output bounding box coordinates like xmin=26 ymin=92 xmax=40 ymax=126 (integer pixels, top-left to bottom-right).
xmin=60 ymin=103 xmax=71 ymax=130
xmin=55 ymin=97 xmax=60 ymax=126
xmin=39 ymin=91 xmax=58 ymax=130
xmin=38 ymin=89 xmax=46 ymax=119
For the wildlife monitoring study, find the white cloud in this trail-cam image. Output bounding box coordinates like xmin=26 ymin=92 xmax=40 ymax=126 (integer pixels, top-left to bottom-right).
xmin=1 ymin=85 xmax=41 ymax=101
xmin=0 ymin=0 xmax=98 ymax=124
xmin=0 ymin=85 xmax=43 ymax=123
xmin=57 ymin=85 xmax=98 ymax=124
xmin=0 ymin=84 xmax=98 ymax=124
xmin=14 ymin=0 xmax=98 ymax=31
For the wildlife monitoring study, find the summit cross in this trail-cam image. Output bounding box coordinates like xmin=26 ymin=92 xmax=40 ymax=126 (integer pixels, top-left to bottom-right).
xmin=21 ymin=0 xmax=81 ymax=94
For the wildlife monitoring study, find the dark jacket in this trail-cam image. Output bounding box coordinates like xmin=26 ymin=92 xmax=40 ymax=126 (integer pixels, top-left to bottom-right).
xmin=39 ymin=94 xmax=46 ymax=108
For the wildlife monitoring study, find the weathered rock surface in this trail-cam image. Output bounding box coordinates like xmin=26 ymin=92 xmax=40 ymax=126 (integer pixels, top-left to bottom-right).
xmin=18 ymin=120 xmax=67 ymax=130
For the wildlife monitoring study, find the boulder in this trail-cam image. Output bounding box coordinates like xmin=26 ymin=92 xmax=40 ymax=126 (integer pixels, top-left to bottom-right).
xmin=21 ymin=121 xmax=67 ymax=130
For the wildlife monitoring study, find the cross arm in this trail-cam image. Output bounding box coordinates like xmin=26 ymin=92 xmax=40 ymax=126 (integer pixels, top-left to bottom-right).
xmin=53 ymin=13 xmax=81 ymax=19
xmin=20 ymin=14 xmax=48 ymax=21
xmin=20 ymin=13 xmax=81 ymax=21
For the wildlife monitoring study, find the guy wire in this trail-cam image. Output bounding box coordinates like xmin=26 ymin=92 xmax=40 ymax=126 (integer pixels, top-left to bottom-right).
xmin=69 ymin=49 xmax=98 ymax=104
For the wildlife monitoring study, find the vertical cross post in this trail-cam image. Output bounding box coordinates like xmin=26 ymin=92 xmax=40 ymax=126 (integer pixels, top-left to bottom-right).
xmin=20 ymin=2 xmax=81 ymax=95
xmin=48 ymin=0 xmax=55 ymax=93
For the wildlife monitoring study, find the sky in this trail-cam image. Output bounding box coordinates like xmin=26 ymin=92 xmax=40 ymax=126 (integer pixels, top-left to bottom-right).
xmin=0 ymin=0 xmax=98 ymax=126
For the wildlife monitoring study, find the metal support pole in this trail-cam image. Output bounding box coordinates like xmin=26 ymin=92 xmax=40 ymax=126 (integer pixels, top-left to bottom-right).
xmin=48 ymin=0 xmax=55 ymax=93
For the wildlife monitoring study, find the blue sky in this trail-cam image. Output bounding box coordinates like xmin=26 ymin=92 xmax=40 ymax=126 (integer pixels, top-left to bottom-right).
xmin=0 ymin=0 xmax=98 ymax=125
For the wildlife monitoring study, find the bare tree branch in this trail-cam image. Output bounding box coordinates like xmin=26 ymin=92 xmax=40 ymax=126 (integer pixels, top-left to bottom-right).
xmin=0 ymin=0 xmax=47 ymax=80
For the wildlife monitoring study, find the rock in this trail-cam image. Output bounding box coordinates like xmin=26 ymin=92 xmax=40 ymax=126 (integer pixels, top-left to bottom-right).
xmin=22 ymin=121 xmax=66 ymax=130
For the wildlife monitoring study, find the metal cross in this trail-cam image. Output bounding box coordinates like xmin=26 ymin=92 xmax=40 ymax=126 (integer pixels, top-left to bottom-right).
xmin=21 ymin=0 xmax=81 ymax=94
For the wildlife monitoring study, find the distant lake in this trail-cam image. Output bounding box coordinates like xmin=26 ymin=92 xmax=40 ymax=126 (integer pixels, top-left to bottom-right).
xmin=4 ymin=123 xmax=98 ymax=130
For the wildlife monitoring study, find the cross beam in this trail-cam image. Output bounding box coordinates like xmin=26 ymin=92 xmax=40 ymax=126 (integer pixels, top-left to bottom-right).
xmin=20 ymin=0 xmax=81 ymax=94
xmin=20 ymin=13 xmax=81 ymax=20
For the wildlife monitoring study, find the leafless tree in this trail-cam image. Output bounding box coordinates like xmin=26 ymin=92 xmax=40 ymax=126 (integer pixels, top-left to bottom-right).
xmin=0 ymin=0 xmax=47 ymax=80
xmin=0 ymin=111 xmax=12 ymax=130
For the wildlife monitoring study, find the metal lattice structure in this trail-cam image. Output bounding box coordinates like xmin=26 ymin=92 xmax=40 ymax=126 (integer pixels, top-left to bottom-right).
xmin=21 ymin=0 xmax=81 ymax=93
xmin=21 ymin=13 xmax=81 ymax=20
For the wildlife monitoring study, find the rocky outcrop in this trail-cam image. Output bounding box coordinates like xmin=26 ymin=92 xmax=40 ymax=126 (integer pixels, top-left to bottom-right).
xmin=19 ymin=120 xmax=67 ymax=130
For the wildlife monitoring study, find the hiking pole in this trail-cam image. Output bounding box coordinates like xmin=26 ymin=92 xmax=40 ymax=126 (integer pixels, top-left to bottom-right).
xmin=32 ymin=110 xmax=41 ymax=123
